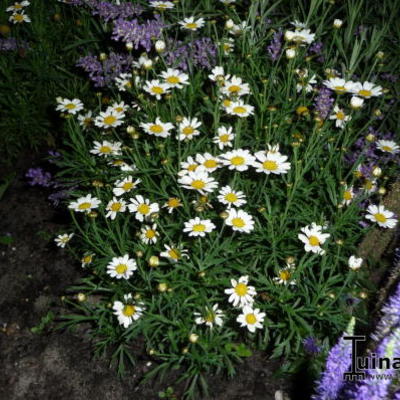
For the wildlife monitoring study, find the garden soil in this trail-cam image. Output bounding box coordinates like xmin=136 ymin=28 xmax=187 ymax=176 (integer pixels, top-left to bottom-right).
xmin=0 ymin=156 xmax=289 ymax=400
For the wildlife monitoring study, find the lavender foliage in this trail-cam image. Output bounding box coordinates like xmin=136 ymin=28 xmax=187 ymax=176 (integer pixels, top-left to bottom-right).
xmin=165 ymin=38 xmax=217 ymax=71
xmin=267 ymin=31 xmax=283 ymax=61
xmin=314 ymin=87 xmax=334 ymax=119
xmin=77 ymin=52 xmax=133 ymax=87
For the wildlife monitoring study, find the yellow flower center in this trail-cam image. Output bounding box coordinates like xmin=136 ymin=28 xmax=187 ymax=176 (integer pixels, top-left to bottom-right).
xmin=343 ymin=190 xmax=352 ymax=201
xmin=225 ymin=193 xmax=238 ymax=203
xmin=245 ymin=313 xmax=257 ymax=324
xmin=78 ymin=202 xmax=91 ymax=210
xmin=234 ymin=283 xmax=248 ymax=296
xmin=150 ymin=124 xmax=163 ymax=133
xmin=115 ymin=107 xmax=124 ymax=113
xmin=230 ymin=156 xmax=245 ymax=166
xmin=279 ymin=270 xmax=291 ymax=281
xmin=364 ymin=180 xmax=373 ymax=190
xmin=115 ymin=263 xmax=128 ymax=274
xmin=374 ymin=213 xmax=387 ymax=223
xmin=185 ymin=22 xmax=198 ymax=29
xmin=137 ymin=203 xmax=150 ymax=214
xmin=14 ymin=14 xmax=24 ymax=22
xmin=232 ymin=217 xmax=245 ymax=228
xmin=151 ymin=86 xmax=164 ymax=94
xmin=334 ymin=86 xmax=346 ymax=93
xmin=122 ymin=182 xmax=134 ymax=191
xmin=359 ymin=89 xmax=372 ymax=97
xmin=233 ymin=106 xmax=246 ymax=114
xmin=99 ymin=145 xmax=111 ymax=153
xmin=204 ymin=159 xmax=218 ymax=169
xmin=193 ymin=223 xmax=206 ymax=232
xmin=145 ymin=229 xmax=156 ymax=239
xmin=65 ymin=103 xmax=76 ymax=110
xmin=182 ymin=126 xmax=195 ymax=135
xmin=381 ymin=145 xmax=393 ymax=152
xmin=103 ymin=115 xmax=117 ymax=125
xmin=223 ymin=99 xmax=232 ymax=107
xmin=228 ymin=85 xmax=241 ymax=93
xmin=110 ymin=202 xmax=122 ymax=212
xmin=15 ymin=4 xmax=23 ymax=9
xmin=191 ymin=180 xmax=205 ymax=190
xmin=262 ymin=160 xmax=278 ymax=171
xmin=336 ymin=111 xmax=345 ymax=120
xmin=166 ymin=76 xmax=180 ymax=84
xmin=124 ymin=81 xmax=132 ymax=88
xmin=204 ymin=312 xmax=215 ymax=323
xmin=187 ymin=164 xmax=198 ymax=172
xmin=167 ymin=198 xmax=181 ymax=208
xmin=168 ymin=248 xmax=180 ymax=260
xmin=308 ymin=236 xmax=320 ymax=246
xmin=220 ymin=134 xmax=230 ymax=142
xmin=82 ymin=255 xmax=93 ymax=264
xmin=122 ymin=304 xmax=136 ymax=317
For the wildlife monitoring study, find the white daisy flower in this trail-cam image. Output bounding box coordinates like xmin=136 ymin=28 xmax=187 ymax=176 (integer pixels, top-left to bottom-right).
xmin=6 ymin=1 xmax=30 ymax=12
xmin=111 ymin=101 xmax=128 ymax=115
xmin=365 ymin=204 xmax=397 ymax=228
xmin=273 ymin=264 xmax=296 ymax=286
xmin=143 ymin=79 xmax=170 ymax=100
xmin=54 ymin=233 xmax=74 ymax=248
xmin=94 ymin=110 xmax=124 ymax=129
xmin=162 ymin=197 xmax=183 ymax=213
xmin=284 ymin=29 xmax=315 ymax=45
xmin=107 ymin=254 xmax=137 ymax=280
xmin=348 ymin=255 xmax=363 ymax=270
xmin=149 ymin=0 xmax=174 ymax=9
xmin=217 ymin=186 xmax=246 ymax=208
xmin=213 ymin=126 xmax=234 ymax=150
xmin=90 ymin=140 xmax=122 ymax=157
xmin=160 ymin=244 xmax=188 ymax=262
xmin=178 ymin=156 xmax=200 ymax=176
xmin=220 ymin=149 xmax=255 ymax=171
xmin=140 ymin=118 xmax=174 ymax=138
xmin=252 ymin=150 xmax=291 ymax=175
xmin=298 ymin=223 xmax=330 ymax=255
xmin=133 ymin=54 xmax=154 ymax=70
xmin=69 ymin=194 xmax=101 ymax=213
xmin=9 ymin=11 xmax=31 ymax=24
xmin=329 ymin=105 xmax=351 ymax=128
xmin=178 ymin=117 xmax=202 ymax=140
xmin=113 ymin=176 xmax=141 ymax=197
xmin=224 ymin=276 xmax=256 ymax=307
xmin=220 ymin=37 xmax=235 ymax=55
xmin=225 ymin=100 xmax=254 ymax=117
xmin=225 ymin=209 xmax=255 ymax=233
xmin=349 ymin=81 xmax=383 ymax=98
xmin=56 ymin=98 xmax=84 ymax=115
xmin=105 ymin=197 xmax=127 ymax=220
xmin=113 ymin=294 xmax=144 ymax=328
xmin=363 ymin=178 xmax=377 ymax=194
xmin=81 ymin=253 xmax=94 ymax=268
xmin=160 ymin=68 xmax=189 ymax=89
xmin=178 ymin=170 xmax=218 ymax=194
xmin=109 ymin=160 xmax=137 ymax=172
xmin=376 ymin=140 xmax=399 ymax=154
xmin=194 ymin=304 xmax=224 ymax=328
xmin=128 ymin=195 xmax=159 ymax=222
xmin=77 ymin=111 xmax=93 ymax=129
xmin=179 ymin=16 xmax=205 ymax=31
xmin=115 ymin=73 xmax=133 ymax=92
xmin=195 ymin=153 xmax=220 ymax=173
xmin=183 ymin=217 xmax=216 ymax=237
xmin=341 ymin=185 xmax=355 ymax=206
xmin=221 ymin=76 xmax=251 ymax=97
xmin=323 ymin=77 xmax=354 ymax=94
xmin=140 ymin=224 xmax=159 ymax=244
xmin=208 ymin=66 xmax=227 ymax=82
xmin=237 ymin=306 xmax=266 ymax=333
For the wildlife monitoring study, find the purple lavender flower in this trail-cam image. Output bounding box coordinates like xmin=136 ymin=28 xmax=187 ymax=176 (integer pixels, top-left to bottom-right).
xmin=164 ymin=38 xmax=217 ymax=71
xmin=25 ymin=168 xmax=53 ymax=187
xmin=312 ymin=318 xmax=355 ymax=400
xmin=314 ymin=87 xmax=334 ymax=119
xmin=111 ymin=16 xmax=164 ymax=51
xmin=77 ymin=52 xmax=133 ymax=87
xmin=0 ymin=37 xmax=30 ymax=52
xmin=303 ymin=337 xmax=321 ymax=355
xmin=267 ymin=31 xmax=283 ymax=61
xmin=308 ymin=41 xmax=324 ymax=63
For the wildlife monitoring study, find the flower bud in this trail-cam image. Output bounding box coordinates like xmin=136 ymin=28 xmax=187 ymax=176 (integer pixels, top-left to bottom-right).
xmin=155 ymin=40 xmax=166 ymax=53
xmin=148 ymin=256 xmax=159 ymax=268
xmin=189 ymin=333 xmax=199 ymax=343
xmin=285 ymin=48 xmax=296 ymax=59
xmin=333 ymin=19 xmax=343 ymax=28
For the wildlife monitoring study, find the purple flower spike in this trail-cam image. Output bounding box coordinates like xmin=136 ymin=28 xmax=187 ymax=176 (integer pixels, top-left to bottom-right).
xmin=314 ymin=87 xmax=334 ymax=120
xmin=25 ymin=168 xmax=52 ymax=187
xmin=267 ymin=31 xmax=283 ymax=61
